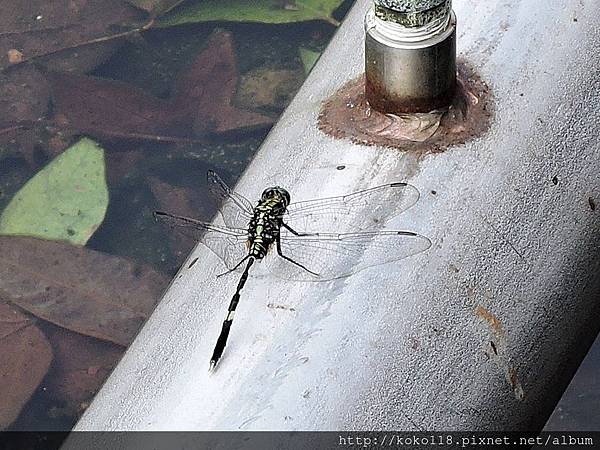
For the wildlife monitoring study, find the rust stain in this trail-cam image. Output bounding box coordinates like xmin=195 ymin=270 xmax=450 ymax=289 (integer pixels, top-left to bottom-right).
xmin=475 ymin=305 xmax=504 ymax=336
xmin=474 ymin=305 xmax=525 ymax=401
xmin=318 ymin=60 xmax=492 ymax=154
xmin=365 ymin=70 xmax=456 ymax=113
xmin=507 ymin=367 xmax=525 ymax=401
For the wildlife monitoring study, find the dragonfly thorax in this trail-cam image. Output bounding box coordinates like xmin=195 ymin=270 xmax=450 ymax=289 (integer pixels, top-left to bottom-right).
xmin=247 ymin=189 xmax=290 ymax=259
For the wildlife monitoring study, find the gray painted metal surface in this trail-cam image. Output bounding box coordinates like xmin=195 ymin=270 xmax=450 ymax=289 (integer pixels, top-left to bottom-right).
xmin=76 ymin=0 xmax=600 ymax=431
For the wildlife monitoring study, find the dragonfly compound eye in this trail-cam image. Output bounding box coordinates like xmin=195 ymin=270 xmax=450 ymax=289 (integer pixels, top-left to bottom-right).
xmin=262 ymin=187 xmax=291 ymax=206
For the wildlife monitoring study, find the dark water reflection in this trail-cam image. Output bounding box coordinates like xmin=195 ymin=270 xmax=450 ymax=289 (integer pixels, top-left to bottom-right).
xmin=544 ymin=335 xmax=600 ymax=431
xmin=0 ymin=1 xmax=350 ymax=431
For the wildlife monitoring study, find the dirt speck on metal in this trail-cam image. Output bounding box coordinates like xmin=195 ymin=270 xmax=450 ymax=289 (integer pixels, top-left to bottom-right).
xmin=318 ymin=60 xmax=492 ymax=153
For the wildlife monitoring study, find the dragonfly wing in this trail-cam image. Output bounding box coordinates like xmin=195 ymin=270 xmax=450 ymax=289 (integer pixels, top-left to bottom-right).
xmin=207 ymin=170 xmax=254 ymax=229
xmin=154 ymin=211 xmax=249 ymax=270
xmin=268 ymin=229 xmax=431 ymax=281
xmin=283 ymin=182 xmax=420 ymax=233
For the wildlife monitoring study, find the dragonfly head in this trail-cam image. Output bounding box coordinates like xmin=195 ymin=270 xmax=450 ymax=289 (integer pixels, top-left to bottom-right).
xmin=261 ymin=186 xmax=290 ymax=207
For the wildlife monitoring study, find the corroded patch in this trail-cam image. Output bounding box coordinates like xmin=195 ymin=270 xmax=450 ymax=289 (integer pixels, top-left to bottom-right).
xmin=374 ymin=0 xmax=451 ymax=28
xmin=475 ymin=305 xmax=504 ymax=336
xmin=474 ymin=304 xmax=525 ymax=402
xmin=318 ymin=60 xmax=492 ymax=154
xmin=375 ymin=0 xmax=448 ymax=13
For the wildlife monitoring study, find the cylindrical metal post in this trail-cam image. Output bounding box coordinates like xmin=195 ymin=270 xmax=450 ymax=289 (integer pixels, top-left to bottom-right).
xmin=365 ymin=0 xmax=456 ymax=113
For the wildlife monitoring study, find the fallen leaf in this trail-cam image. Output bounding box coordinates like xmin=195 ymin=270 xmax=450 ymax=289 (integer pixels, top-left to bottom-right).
xmin=41 ymin=323 xmax=123 ymax=418
xmin=148 ymin=176 xmax=206 ymax=261
xmin=158 ymin=0 xmax=344 ymax=28
xmin=0 ymin=0 xmax=146 ymax=72
xmin=125 ymin=0 xmax=186 ymax=16
xmin=0 ymin=236 xmax=169 ymax=346
xmin=0 ymin=65 xmax=51 ymax=165
xmin=46 ymin=29 xmax=274 ymax=141
xmin=45 ymin=71 xmax=183 ymax=141
xmin=0 ymin=66 xmax=49 ymax=124
xmin=0 ymin=138 xmax=109 ymax=245
xmin=173 ymin=29 xmax=275 ymax=135
xmin=237 ymin=67 xmax=304 ymax=113
xmin=299 ymin=47 xmax=320 ymax=74
xmin=105 ymin=149 xmax=145 ymax=185
xmin=148 ymin=176 xmax=201 ymax=219
xmin=0 ymin=300 xmax=53 ymax=430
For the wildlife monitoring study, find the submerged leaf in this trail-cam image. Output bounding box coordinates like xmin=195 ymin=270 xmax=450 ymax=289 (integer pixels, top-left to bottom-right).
xmin=46 ymin=71 xmax=181 ymax=141
xmin=148 ymin=176 xmax=205 ymax=263
xmin=299 ymin=47 xmax=321 ymax=74
xmin=173 ymin=29 xmax=274 ymax=135
xmin=0 ymin=65 xmax=51 ymax=166
xmin=158 ymin=0 xmax=344 ymax=28
xmin=237 ymin=68 xmax=304 ymax=113
xmin=46 ymin=30 xmax=273 ymax=142
xmin=125 ymin=0 xmax=186 ymax=16
xmin=0 ymin=0 xmax=145 ymax=72
xmin=0 ymin=236 xmax=169 ymax=346
xmin=0 ymin=138 xmax=109 ymax=245
xmin=42 ymin=324 xmax=124 ymax=417
xmin=0 ymin=300 xmax=53 ymax=430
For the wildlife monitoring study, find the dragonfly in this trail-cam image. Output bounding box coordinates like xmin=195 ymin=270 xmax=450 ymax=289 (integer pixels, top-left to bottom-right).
xmin=155 ymin=170 xmax=431 ymax=370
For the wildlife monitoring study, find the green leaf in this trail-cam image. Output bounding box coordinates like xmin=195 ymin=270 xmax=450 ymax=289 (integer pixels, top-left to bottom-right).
xmin=157 ymin=0 xmax=343 ymax=28
xmin=299 ymin=47 xmax=321 ymax=74
xmin=0 ymin=138 xmax=109 ymax=245
xmin=124 ymin=0 xmax=186 ymax=16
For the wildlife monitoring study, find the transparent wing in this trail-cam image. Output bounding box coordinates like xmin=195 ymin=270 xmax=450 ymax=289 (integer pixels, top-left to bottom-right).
xmin=283 ymin=182 xmax=420 ymax=233
xmin=154 ymin=211 xmax=249 ymax=270
xmin=264 ymin=229 xmax=432 ymax=281
xmin=207 ymin=170 xmax=254 ymax=230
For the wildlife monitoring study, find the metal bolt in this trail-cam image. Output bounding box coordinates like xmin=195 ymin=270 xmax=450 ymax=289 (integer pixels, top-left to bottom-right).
xmin=365 ymin=0 xmax=456 ymax=113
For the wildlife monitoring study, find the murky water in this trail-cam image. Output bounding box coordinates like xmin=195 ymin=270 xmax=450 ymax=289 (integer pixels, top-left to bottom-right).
xmin=0 ymin=0 xmax=352 ymax=432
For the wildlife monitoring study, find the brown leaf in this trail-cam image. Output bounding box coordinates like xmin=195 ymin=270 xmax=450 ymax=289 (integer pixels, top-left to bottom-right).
xmin=46 ymin=29 xmax=274 ymax=143
xmin=148 ymin=176 xmax=200 ymax=219
xmin=148 ymin=176 xmax=205 ymax=262
xmin=174 ymin=29 xmax=274 ymax=135
xmin=0 ymin=66 xmax=49 ymax=123
xmin=0 ymin=300 xmax=53 ymax=430
xmin=0 ymin=236 xmax=169 ymax=346
xmin=46 ymin=71 xmax=183 ymax=141
xmin=0 ymin=65 xmax=51 ymax=165
xmin=41 ymin=323 xmax=123 ymax=417
xmin=105 ymin=149 xmax=145 ymax=185
xmin=0 ymin=0 xmax=146 ymax=72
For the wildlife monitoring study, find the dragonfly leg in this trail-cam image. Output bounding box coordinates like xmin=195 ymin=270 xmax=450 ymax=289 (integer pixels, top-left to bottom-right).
xmin=216 ymin=255 xmax=250 ymax=278
xmin=281 ymin=221 xmax=314 ymax=237
xmin=276 ymin=235 xmax=319 ymax=277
